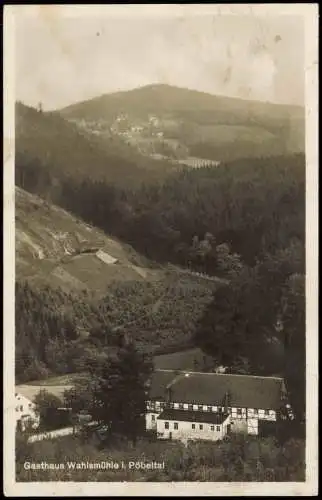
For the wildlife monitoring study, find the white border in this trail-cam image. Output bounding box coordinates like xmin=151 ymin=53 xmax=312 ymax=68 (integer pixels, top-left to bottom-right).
xmin=3 ymin=4 xmax=319 ymax=496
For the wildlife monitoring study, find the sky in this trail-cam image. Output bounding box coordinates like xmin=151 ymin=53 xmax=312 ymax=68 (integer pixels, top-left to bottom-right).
xmin=15 ymin=9 xmax=305 ymax=110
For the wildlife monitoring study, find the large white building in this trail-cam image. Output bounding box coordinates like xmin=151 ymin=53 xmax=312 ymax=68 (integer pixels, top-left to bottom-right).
xmin=15 ymin=392 xmax=40 ymax=431
xmin=146 ymin=370 xmax=288 ymax=442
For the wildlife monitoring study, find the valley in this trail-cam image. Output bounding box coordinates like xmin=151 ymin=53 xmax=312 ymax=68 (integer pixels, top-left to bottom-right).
xmin=15 ymin=84 xmax=305 ymax=453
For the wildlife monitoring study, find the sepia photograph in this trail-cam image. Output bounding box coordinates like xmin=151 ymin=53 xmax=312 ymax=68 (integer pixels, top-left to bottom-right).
xmin=3 ymin=4 xmax=318 ymax=496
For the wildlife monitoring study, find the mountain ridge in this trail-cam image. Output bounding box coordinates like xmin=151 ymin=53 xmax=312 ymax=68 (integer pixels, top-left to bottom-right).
xmin=58 ymin=83 xmax=304 ymax=116
xmin=55 ymin=83 xmax=305 ymax=161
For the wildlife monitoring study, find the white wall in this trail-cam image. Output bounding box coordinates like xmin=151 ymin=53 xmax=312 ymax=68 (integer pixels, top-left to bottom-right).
xmin=15 ymin=393 xmax=40 ymax=430
xmin=156 ymin=417 xmax=230 ymax=442
xmin=145 ymin=412 xmax=159 ymax=431
xmin=146 ymin=400 xmax=277 ymax=438
xmin=247 ymin=418 xmax=259 ymax=435
xmin=230 ymin=418 xmax=248 ymax=433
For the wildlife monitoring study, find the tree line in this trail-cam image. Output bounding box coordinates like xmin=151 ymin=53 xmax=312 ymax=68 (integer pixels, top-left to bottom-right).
xmin=16 ymin=153 xmax=305 ymax=274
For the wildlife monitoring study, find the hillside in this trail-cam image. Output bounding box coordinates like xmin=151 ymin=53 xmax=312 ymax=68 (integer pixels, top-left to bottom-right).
xmin=58 ymin=84 xmax=305 ymax=162
xmin=15 ymin=102 xmax=178 ymax=188
xmin=15 ymin=188 xmax=223 ymax=383
xmin=15 ymin=187 xmax=161 ymax=294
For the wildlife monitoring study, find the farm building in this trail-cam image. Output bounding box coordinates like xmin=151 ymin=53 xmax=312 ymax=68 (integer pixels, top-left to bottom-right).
xmin=146 ymin=370 xmax=288 ymax=441
xmin=15 ymin=384 xmax=73 ymax=431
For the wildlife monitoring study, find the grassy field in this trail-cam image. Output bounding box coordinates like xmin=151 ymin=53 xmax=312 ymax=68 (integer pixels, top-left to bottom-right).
xmin=153 ymin=347 xmax=214 ymax=371
xmin=24 ymin=373 xmax=88 ymax=387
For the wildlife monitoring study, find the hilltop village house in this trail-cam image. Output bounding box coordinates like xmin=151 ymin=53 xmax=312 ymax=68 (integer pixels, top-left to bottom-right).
xmin=146 ymin=370 xmax=288 ymax=442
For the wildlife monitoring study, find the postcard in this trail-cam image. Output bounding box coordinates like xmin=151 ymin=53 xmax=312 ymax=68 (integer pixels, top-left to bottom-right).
xmin=3 ymin=4 xmax=318 ymax=496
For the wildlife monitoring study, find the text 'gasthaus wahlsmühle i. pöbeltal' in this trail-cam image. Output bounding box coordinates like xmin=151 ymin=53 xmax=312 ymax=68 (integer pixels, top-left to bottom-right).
xmin=23 ymin=460 xmax=166 ymax=471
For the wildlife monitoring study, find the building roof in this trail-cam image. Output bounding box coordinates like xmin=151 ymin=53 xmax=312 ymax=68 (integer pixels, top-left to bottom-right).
xmin=148 ymin=370 xmax=285 ymax=410
xmin=147 ymin=370 xmax=180 ymax=401
xmin=157 ymin=409 xmax=229 ymax=425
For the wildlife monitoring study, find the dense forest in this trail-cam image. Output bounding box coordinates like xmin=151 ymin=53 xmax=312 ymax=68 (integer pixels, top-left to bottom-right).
xmin=16 ymin=151 xmax=305 ymax=422
xmin=15 ymin=276 xmax=216 ymax=383
xmin=16 ymin=153 xmax=305 ymax=273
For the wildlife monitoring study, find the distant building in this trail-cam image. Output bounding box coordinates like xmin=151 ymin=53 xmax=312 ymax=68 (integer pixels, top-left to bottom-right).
xmin=15 ymin=384 xmax=73 ymax=432
xmin=95 ymin=249 xmax=118 ymax=265
xmin=146 ymin=370 xmax=288 ymax=441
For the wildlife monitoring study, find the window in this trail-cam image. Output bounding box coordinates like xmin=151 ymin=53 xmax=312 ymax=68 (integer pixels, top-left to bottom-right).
xmin=254 ymin=409 xmax=258 ymax=415
xmin=210 ymin=425 xmax=214 ymax=431
xmin=20 ymin=405 xmax=23 ymax=412
xmin=15 ymin=406 xmax=19 ymax=412
xmin=174 ymin=422 xmax=178 ymax=430
xmin=192 ymin=424 xmax=195 ymax=429
xmin=237 ymin=408 xmax=242 ymax=415
xmin=207 ymin=406 xmax=212 ymax=412
xmin=188 ymin=404 xmax=193 ymax=411
xmin=151 ymin=415 xmax=155 ymax=421
xmin=216 ymin=426 xmax=220 ymax=432
xmin=28 ymin=403 xmax=32 ymax=408
xmin=165 ymin=422 xmax=169 ymax=429
xmin=198 ymin=405 xmax=203 ymax=411
xmin=179 ymin=403 xmax=184 ymax=410
xmin=199 ymin=424 xmax=203 ymax=430
xmin=265 ymin=409 xmax=270 ymax=416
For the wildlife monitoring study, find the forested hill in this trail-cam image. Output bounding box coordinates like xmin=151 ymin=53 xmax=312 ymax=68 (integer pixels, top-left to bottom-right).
xmin=59 ymin=83 xmax=304 ymax=136
xmin=58 ymin=84 xmax=305 ymax=161
xmin=17 ymin=152 xmax=304 ymax=275
xmin=15 ymin=102 xmax=178 ymax=188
